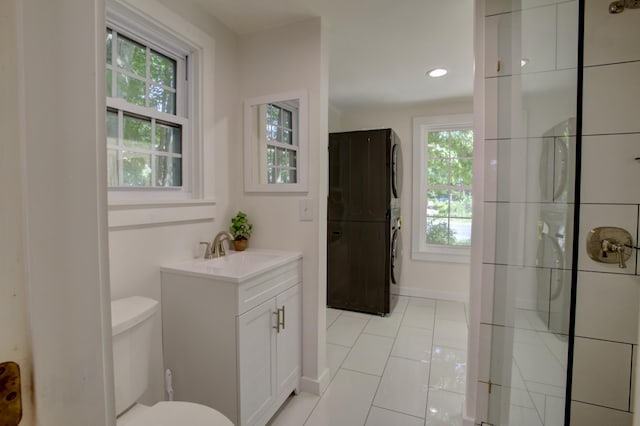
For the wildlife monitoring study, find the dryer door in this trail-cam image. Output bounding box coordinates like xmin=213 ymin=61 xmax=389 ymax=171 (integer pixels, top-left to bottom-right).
xmin=391 ymin=227 xmax=401 ymax=285
xmin=391 ymin=142 xmax=402 ymax=199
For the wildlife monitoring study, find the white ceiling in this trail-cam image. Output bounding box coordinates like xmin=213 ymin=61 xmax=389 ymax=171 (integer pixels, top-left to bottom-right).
xmin=192 ymin=0 xmax=475 ymax=110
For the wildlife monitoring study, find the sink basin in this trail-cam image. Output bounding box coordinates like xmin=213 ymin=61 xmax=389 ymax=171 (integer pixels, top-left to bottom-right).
xmin=161 ymin=249 xmax=302 ymax=283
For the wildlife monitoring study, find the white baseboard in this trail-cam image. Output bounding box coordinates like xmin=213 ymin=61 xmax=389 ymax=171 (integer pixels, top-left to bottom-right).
xmin=300 ymin=367 xmax=330 ymax=396
xmin=463 ymin=415 xmax=476 ymax=426
xmin=393 ymin=286 xmax=469 ymax=304
xmin=516 ymin=298 xmax=537 ymax=310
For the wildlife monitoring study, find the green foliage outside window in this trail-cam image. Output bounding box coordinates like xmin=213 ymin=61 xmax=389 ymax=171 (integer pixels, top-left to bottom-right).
xmin=426 ymin=129 xmax=473 ymax=246
xmin=106 ymin=28 xmax=182 ymax=188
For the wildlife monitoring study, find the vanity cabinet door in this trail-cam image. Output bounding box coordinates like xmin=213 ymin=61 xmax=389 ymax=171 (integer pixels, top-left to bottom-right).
xmin=238 ymin=298 xmax=277 ymax=426
xmin=275 ymin=283 xmax=301 ymax=398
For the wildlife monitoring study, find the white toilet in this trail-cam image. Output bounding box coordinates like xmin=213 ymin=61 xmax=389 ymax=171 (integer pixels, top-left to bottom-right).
xmin=111 ymin=296 xmax=233 ymax=426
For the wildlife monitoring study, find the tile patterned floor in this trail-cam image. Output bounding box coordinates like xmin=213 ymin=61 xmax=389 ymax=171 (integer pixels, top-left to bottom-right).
xmin=493 ymin=308 xmax=567 ymax=426
xmin=268 ymin=296 xmax=468 ymax=426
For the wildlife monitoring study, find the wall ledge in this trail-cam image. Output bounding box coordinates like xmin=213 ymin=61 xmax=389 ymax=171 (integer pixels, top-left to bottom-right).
xmin=108 ymin=199 xmax=216 ymax=229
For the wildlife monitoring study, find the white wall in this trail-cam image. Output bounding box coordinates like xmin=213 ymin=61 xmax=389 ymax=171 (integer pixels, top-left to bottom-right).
xmin=107 ymin=0 xmax=240 ymax=404
xmin=18 ymin=0 xmax=114 ymax=423
xmin=328 ymin=103 xmax=342 ymax=132
xmin=338 ymin=99 xmax=474 ymax=301
xmin=236 ymin=18 xmax=330 ymax=393
xmin=0 ymin=1 xmax=34 ymax=423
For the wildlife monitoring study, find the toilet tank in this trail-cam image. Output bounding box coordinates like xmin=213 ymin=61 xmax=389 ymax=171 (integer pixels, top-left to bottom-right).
xmin=111 ymin=296 xmax=159 ymax=416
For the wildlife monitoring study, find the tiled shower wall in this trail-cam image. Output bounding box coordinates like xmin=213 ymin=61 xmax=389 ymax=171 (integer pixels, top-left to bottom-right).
xmin=570 ymin=0 xmax=640 ymax=423
xmin=476 ymin=0 xmax=640 ymax=424
xmin=477 ymin=0 xmax=578 ymax=424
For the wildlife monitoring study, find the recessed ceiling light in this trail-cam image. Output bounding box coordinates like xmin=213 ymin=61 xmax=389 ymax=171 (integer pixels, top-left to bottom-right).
xmin=521 ymin=58 xmax=530 ymax=67
xmin=427 ymin=68 xmax=448 ymax=78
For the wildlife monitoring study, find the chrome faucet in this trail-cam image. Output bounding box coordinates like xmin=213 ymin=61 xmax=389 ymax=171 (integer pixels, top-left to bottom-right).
xmin=200 ymin=231 xmax=234 ymax=259
xmin=212 ymin=231 xmax=234 ymax=258
xmin=200 ymin=241 xmax=214 ymax=259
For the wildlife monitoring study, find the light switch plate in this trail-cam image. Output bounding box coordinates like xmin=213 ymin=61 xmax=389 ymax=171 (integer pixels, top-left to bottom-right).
xmin=299 ymin=198 xmax=313 ymax=221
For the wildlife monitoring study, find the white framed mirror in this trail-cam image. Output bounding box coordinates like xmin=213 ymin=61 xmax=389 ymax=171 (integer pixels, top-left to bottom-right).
xmin=243 ymin=90 xmax=308 ymax=193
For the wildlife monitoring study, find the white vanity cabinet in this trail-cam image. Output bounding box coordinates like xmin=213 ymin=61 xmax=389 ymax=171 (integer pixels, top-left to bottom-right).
xmin=238 ymin=283 xmax=301 ymax=425
xmin=161 ymin=251 xmax=302 ymax=426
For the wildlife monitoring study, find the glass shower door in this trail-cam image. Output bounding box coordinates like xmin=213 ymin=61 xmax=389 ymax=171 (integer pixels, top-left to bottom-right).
xmin=480 ymin=0 xmax=579 ymax=424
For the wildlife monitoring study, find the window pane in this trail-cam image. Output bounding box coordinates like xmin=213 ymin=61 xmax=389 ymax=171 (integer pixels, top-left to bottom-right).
xmin=155 ymin=123 xmax=181 ymax=153
xmin=267 ymin=167 xmax=276 ymax=183
xmin=123 ymin=115 xmax=151 ymax=150
xmin=427 ymin=189 xmax=450 ymax=217
xmin=428 ymin=132 xmax=450 ymax=158
xmin=267 ymin=147 xmax=276 ymax=166
xmin=427 ymin=158 xmax=449 ymax=185
xmin=288 ymin=169 xmax=297 ymax=183
xmin=266 ymin=124 xmax=278 ymax=142
xmin=155 ymin=156 xmax=181 ymax=186
xmin=279 ymin=148 xmax=292 ymax=167
xmin=423 ymin=125 xmax=473 ymax=248
xmin=428 ymin=129 xmax=474 ymax=159
xmin=283 ymin=110 xmax=292 ymax=128
xmin=106 ymin=68 xmax=112 ymax=97
xmin=267 ymin=105 xmax=280 ymax=126
xmin=149 ymin=85 xmax=176 ymax=115
xmin=450 ymin=158 xmax=473 ymax=185
xmin=450 ymin=190 xmax=473 ymax=218
xmin=122 ymin=151 xmax=151 ymax=186
xmin=428 ymin=143 xmax=445 ymax=159
xmin=106 ymin=29 xmax=113 ymax=65
xmin=278 ymin=169 xmax=290 ymax=184
xmin=426 ymin=217 xmax=451 ymax=245
xmin=117 ymin=73 xmax=146 ymax=107
xmin=449 ymin=130 xmax=473 ymax=158
xmin=150 ymin=51 xmax=176 ymax=88
xmin=106 ymin=110 xmax=118 ymax=146
xmin=450 ymin=218 xmax=472 ymax=246
xmin=283 ymin=129 xmax=292 ymax=145
xmin=117 ymin=35 xmax=146 ymax=78
xmin=275 ymin=149 xmax=297 ymax=169
xmin=107 ymin=149 xmax=118 ymax=187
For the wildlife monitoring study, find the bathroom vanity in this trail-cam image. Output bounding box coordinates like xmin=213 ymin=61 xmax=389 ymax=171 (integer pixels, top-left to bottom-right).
xmin=160 ymin=250 xmax=302 ymax=426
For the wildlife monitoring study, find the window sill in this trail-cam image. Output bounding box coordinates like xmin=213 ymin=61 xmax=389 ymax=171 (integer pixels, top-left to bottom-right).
xmin=412 ymin=249 xmax=470 ymax=264
xmin=108 ymin=199 xmax=216 ymax=229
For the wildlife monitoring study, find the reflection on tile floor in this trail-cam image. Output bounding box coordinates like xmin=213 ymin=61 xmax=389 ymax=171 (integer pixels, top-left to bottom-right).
xmin=267 ymin=295 xmax=468 ymax=426
xmin=487 ymin=308 xmax=568 ymax=426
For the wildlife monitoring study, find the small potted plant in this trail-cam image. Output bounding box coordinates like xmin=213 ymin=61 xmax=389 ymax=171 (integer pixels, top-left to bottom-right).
xmin=229 ymin=211 xmax=253 ymax=251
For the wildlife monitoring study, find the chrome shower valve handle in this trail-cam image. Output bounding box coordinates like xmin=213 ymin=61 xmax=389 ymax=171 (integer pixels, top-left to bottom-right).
xmin=601 ymin=239 xmax=627 ymax=268
xmin=586 ymin=226 xmax=633 ymax=269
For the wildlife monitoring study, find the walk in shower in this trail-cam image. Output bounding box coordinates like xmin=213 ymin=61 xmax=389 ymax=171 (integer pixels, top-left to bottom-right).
xmin=474 ymin=0 xmax=640 ymax=423
xmin=478 ymin=0 xmax=580 ymax=424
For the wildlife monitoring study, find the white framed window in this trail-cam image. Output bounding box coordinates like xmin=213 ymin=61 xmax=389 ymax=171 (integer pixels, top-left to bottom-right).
xmin=106 ymin=2 xmax=201 ymax=202
xmin=243 ymin=90 xmax=308 ymax=193
xmin=412 ymin=114 xmax=473 ymax=263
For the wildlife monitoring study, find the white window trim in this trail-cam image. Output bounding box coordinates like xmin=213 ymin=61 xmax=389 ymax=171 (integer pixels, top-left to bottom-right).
xmin=106 ymin=0 xmax=204 ymax=204
xmin=412 ymin=113 xmax=473 ymax=263
xmin=243 ymin=90 xmax=309 ymax=193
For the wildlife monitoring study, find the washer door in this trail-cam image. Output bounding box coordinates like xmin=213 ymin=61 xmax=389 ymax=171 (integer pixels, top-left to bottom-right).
xmin=535 ymin=231 xmax=568 ymax=333
xmin=391 ymin=227 xmax=401 ymax=284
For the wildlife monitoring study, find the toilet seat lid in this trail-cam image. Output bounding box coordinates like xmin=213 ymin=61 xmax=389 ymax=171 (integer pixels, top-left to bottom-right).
xmin=118 ymin=401 xmax=233 ymax=426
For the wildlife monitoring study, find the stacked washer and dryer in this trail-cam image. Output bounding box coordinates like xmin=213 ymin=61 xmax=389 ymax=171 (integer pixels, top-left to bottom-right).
xmin=535 ymin=118 xmax=575 ymax=335
xmin=327 ymin=128 xmax=402 ymax=316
